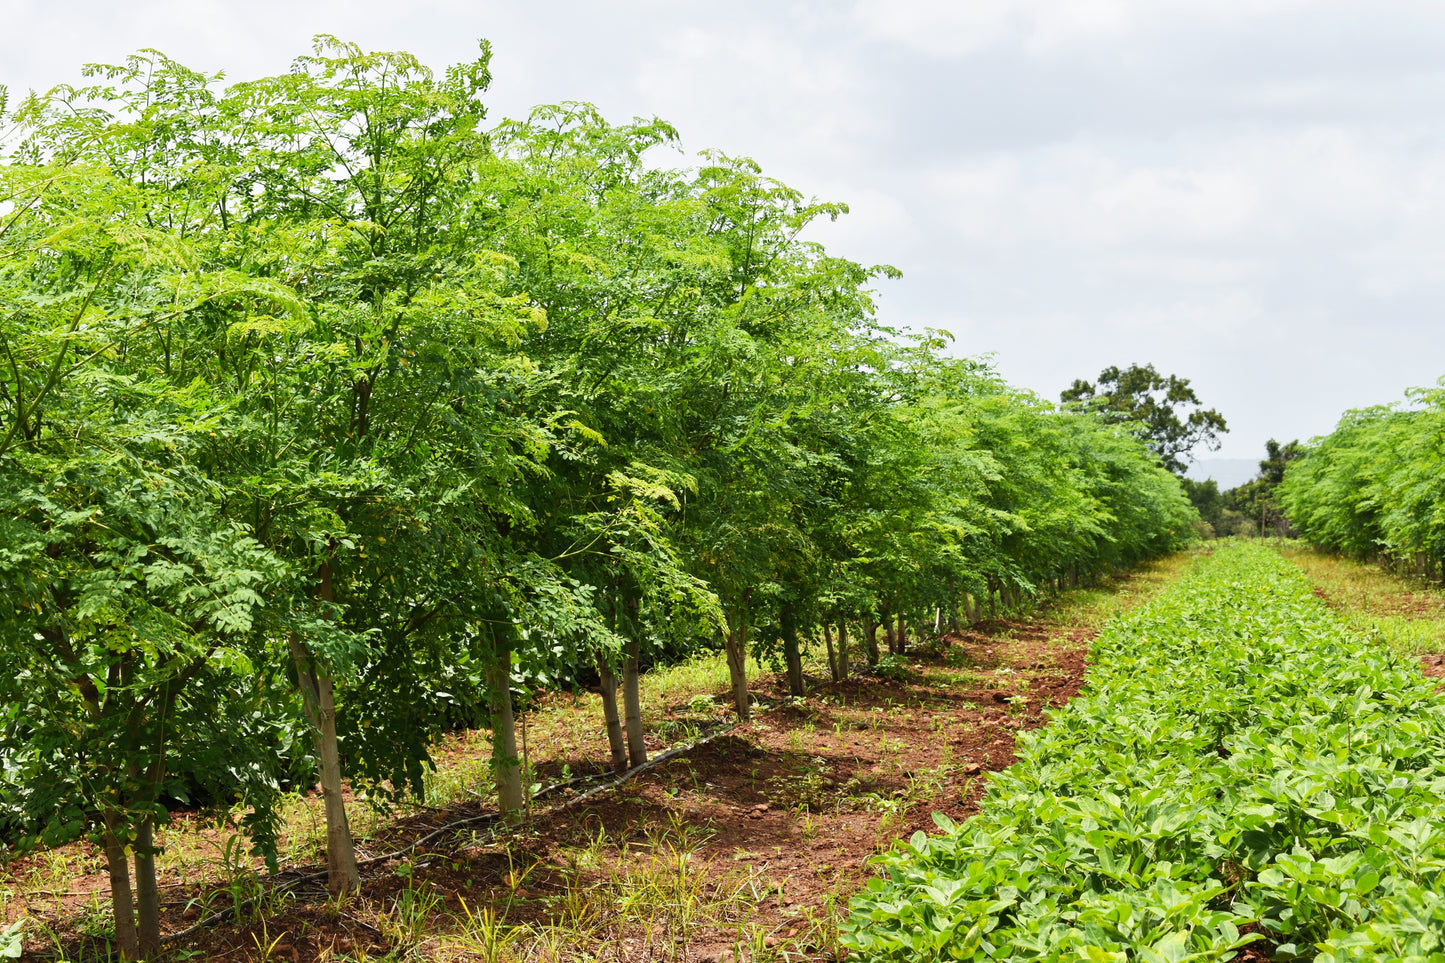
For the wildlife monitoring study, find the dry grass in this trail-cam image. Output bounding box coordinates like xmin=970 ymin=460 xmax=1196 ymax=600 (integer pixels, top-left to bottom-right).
xmin=1278 ymin=541 xmax=1445 ymax=656
xmin=426 ymin=824 xmax=843 ymax=963
xmin=1040 ymin=549 xmax=1203 ymax=634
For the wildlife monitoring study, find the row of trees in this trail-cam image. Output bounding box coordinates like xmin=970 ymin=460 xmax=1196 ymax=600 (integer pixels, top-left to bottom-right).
xmin=0 ymin=40 xmax=1195 ymax=959
xmin=1278 ymin=380 xmax=1445 ymax=576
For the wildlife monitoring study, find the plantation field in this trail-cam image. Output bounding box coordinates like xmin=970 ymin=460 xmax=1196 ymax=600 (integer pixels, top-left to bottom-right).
xmin=7 ymin=541 xmax=1445 ymax=962
xmin=4 ymin=33 xmax=1442 ymax=963
xmin=0 ymin=41 xmax=1202 ymax=961
xmin=848 ymin=541 xmax=1445 ymax=962
xmin=0 ymin=561 xmax=1187 ymax=962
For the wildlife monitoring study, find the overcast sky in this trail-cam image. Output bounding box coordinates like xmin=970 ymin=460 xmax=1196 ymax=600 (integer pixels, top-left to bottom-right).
xmin=5 ymin=0 xmax=1442 ymax=461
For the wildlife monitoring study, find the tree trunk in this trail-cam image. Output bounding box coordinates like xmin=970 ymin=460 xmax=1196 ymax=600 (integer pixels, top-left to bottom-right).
xmin=134 ymin=815 xmax=161 ymax=955
xmin=102 ymin=813 xmax=140 ymax=961
xmin=823 ymin=623 xmax=840 ymax=683
xmin=728 ymin=618 xmax=751 ymax=717
xmin=485 ymin=630 xmax=526 ymax=817
xmin=291 ymin=559 xmax=360 ymax=893
xmin=722 ymin=592 xmax=757 ymax=720
xmin=862 ymin=613 xmax=880 ymax=667
xmin=895 ymin=612 xmax=908 ymax=656
xmin=596 ymin=653 xmax=628 ymax=774
xmin=781 ymin=600 xmax=805 ymax=697
xmin=837 ymin=620 xmax=851 ymax=680
xmin=288 ymin=636 xmax=360 ymax=893
xmin=881 ymin=609 xmax=897 ymax=655
xmin=623 ymin=633 xmax=647 ymax=767
xmin=314 ymin=667 xmax=359 ymax=886
xmin=966 ymin=593 xmax=978 ymax=624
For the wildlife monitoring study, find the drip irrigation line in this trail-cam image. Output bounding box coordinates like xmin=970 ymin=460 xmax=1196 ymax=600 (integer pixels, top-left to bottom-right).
xmin=26 ymin=690 xmax=817 ymax=960
xmin=157 ymin=707 xmax=774 ymax=946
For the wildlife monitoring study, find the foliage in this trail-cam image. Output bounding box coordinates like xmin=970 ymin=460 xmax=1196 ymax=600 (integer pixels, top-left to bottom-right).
xmin=1180 ymin=477 xmax=1227 ymax=538
xmin=1224 ymin=439 xmax=1302 ymax=537
xmin=844 ymin=542 xmax=1445 ymax=961
xmin=1279 ymin=381 xmax=1445 ymax=572
xmin=1062 ymin=363 xmax=1228 ymax=474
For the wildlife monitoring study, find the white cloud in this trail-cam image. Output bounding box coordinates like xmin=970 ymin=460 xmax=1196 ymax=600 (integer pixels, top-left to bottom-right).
xmin=854 ymin=0 xmax=1332 ymax=57
xmin=800 ymin=184 xmax=919 ymax=266
xmin=927 ymin=145 xmax=1260 ymax=247
xmin=920 ymin=125 xmax=1445 ymax=282
xmin=632 ymin=22 xmax=868 ymax=168
xmin=1110 ymin=291 xmax=1266 ymax=343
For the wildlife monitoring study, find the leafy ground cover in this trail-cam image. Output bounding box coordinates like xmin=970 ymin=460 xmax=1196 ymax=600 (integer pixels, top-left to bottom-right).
xmin=846 ymin=541 xmax=1445 ymax=962
xmin=0 ymin=561 xmax=1188 ymax=961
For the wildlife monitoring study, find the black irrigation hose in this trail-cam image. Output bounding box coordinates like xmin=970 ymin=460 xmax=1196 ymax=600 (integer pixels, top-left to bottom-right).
xmin=27 ymin=691 xmax=821 ymax=960
xmin=157 ymin=709 xmax=767 ymax=946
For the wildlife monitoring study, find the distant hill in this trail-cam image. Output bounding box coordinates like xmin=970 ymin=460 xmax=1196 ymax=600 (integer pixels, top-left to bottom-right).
xmin=1185 ymin=458 xmax=1260 ymax=491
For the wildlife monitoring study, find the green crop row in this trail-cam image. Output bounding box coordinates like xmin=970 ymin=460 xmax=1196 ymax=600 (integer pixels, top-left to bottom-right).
xmin=843 ymin=541 xmax=1445 ymax=962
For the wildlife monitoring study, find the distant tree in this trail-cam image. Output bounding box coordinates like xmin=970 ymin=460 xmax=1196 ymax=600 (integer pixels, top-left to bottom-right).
xmin=1227 ymin=438 xmax=1302 ymax=536
xmin=1258 ymin=438 xmax=1304 ymax=486
xmin=1061 ymin=364 xmax=1227 ymax=474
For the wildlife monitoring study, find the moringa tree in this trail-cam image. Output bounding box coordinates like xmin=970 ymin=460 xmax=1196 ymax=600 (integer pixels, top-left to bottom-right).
xmin=1061 ymin=363 xmax=1227 ymax=474
xmin=0 ymin=114 xmax=300 ymax=958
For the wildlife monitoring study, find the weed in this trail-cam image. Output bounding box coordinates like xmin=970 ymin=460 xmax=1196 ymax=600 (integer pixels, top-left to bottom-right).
xmin=424 ymin=755 xmax=496 ymax=809
xmin=72 ymin=892 xmax=113 ymax=941
xmin=378 ymin=876 xmax=441 ymax=947
xmin=251 ymin=920 xmax=287 ymax=962
xmin=654 ymin=718 xmax=703 ymax=744
xmin=642 ymin=650 xmax=762 ymax=716
xmin=450 ymin=901 xmax=519 ymax=963
xmin=783 ymin=721 xmax=816 ymax=755
xmin=877 ymin=736 xmax=907 ymax=755
xmin=869 ymin=655 xmax=911 ymax=682
xmin=770 ymin=764 xmax=831 ymax=813
xmin=214 ymin=833 xmax=264 ymax=922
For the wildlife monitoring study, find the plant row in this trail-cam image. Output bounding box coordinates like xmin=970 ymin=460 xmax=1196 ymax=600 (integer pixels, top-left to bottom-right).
xmin=0 ymin=40 xmax=1193 ymax=957
xmin=1278 ymin=379 xmax=1445 ymax=577
xmin=844 ymin=541 xmax=1445 ymax=962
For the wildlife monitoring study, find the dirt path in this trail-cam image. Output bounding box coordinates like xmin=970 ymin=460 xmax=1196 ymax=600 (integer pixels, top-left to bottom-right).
xmin=3 ymin=561 xmax=1190 ymax=962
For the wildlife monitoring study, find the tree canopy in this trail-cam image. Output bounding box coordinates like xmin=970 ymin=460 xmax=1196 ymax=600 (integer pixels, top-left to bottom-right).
xmin=1279 ymin=383 xmax=1445 ymax=573
xmin=1061 ymin=363 xmax=1228 ymax=474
